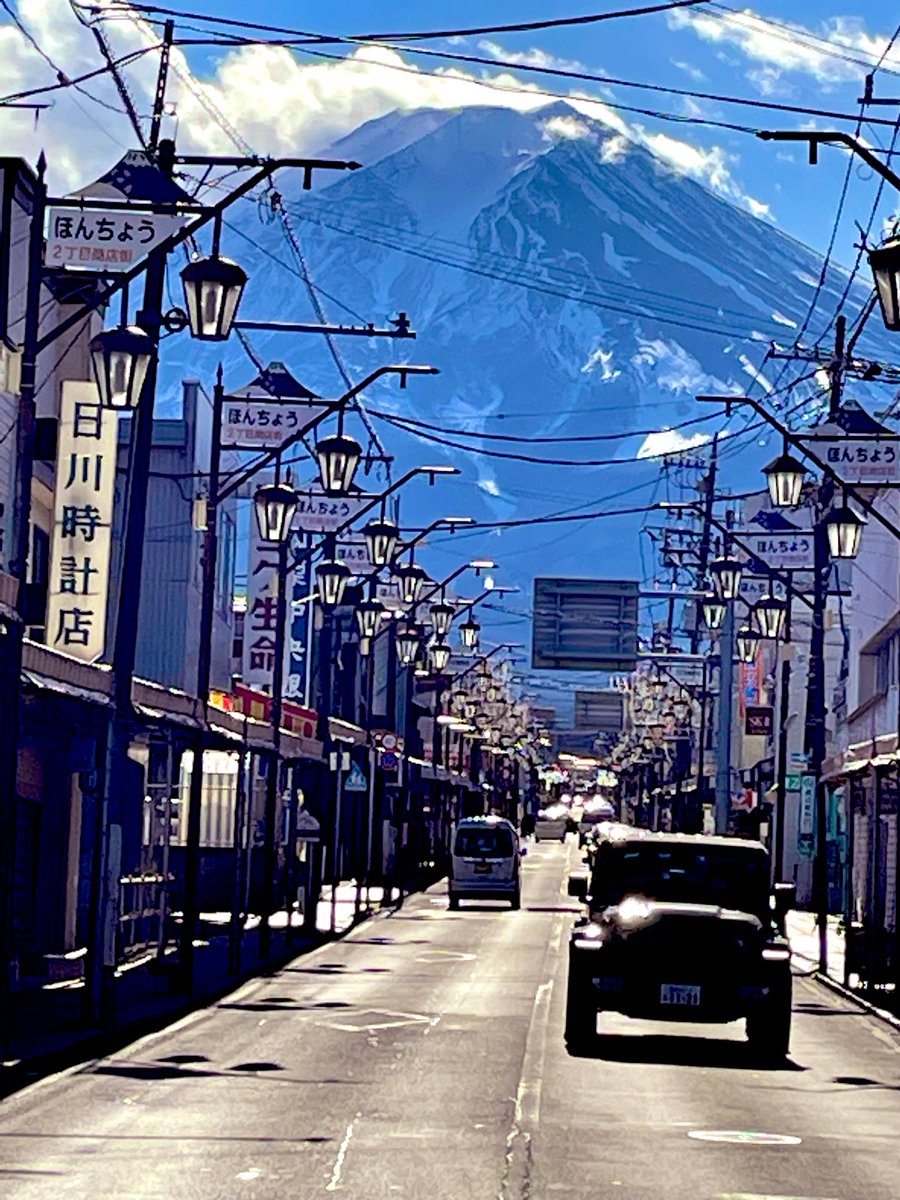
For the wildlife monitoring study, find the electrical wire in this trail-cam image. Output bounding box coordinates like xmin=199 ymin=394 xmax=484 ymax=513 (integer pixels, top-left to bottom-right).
xmin=94 ymin=1 xmax=716 ymax=44
xmin=0 ymin=44 xmax=159 ymax=106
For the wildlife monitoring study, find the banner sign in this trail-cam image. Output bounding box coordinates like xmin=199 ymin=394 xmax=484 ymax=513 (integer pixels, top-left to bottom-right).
xmin=336 ymin=533 xmax=378 ymax=577
xmin=45 ymin=151 xmax=190 ymax=272
xmin=221 ymin=399 xmax=327 ymax=449
xmin=243 ymin=540 xmax=282 ymax=691
xmin=813 ymin=437 xmax=900 ymax=485
xmin=293 ymin=488 xmax=370 ymax=534
xmin=46 ymin=381 xmax=117 ymax=662
xmin=285 ymin=533 xmax=312 ymax=702
xmin=738 ymin=491 xmax=814 ymax=571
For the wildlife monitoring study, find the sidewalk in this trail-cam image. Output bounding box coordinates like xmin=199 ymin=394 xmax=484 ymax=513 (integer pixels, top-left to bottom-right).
xmin=1 ymin=881 xmax=393 ymax=1096
xmin=786 ymin=909 xmax=846 ymax=985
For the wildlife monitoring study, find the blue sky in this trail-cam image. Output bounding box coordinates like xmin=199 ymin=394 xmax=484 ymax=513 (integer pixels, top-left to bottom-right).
xmin=173 ymin=0 xmax=900 ymax=261
xmin=1 ymin=1 xmax=898 ymax=269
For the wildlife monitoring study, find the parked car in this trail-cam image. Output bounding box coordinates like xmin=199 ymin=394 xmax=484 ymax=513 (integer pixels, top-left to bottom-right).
xmin=534 ymin=804 xmax=569 ymax=843
xmin=448 ymin=816 xmax=525 ymax=909
xmin=565 ymin=828 xmax=794 ymax=1060
xmin=577 ymin=797 xmax=617 ymax=846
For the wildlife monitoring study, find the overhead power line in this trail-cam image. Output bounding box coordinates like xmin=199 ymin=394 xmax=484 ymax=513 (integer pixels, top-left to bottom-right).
xmin=94 ymin=1 xmax=715 ymax=45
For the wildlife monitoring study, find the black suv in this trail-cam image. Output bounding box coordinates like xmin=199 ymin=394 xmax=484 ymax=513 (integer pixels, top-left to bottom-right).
xmin=565 ymin=829 xmax=794 ymax=1060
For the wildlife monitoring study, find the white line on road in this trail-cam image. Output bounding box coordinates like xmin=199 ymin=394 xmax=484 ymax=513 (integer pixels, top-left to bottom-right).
xmin=500 ymin=908 xmax=566 ymax=1199
xmin=325 ymin=1114 xmax=359 ymax=1192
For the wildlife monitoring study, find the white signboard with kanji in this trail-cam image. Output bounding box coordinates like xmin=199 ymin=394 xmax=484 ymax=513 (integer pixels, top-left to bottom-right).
xmin=45 ymin=207 xmax=184 ymax=272
xmin=814 ymin=437 xmax=900 ymax=485
xmin=46 ymin=381 xmax=118 ymax=662
xmin=220 ymin=399 xmax=328 ymax=449
xmin=292 ymin=488 xmax=369 ymax=534
xmin=738 ymin=491 xmax=815 ymax=571
xmin=336 ymin=534 xmax=378 ymax=577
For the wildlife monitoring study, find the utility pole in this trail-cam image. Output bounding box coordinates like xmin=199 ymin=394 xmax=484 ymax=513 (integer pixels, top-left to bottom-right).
xmin=715 ymin=600 xmax=735 ymax=836
xmin=692 ymin=434 xmax=718 ymax=654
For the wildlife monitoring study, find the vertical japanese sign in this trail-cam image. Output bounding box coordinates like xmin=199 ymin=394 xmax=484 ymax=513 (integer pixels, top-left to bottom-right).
xmin=285 ymin=533 xmax=312 ymax=701
xmin=243 ymin=537 xmax=281 ymax=691
xmin=46 ymin=381 xmax=117 ymax=662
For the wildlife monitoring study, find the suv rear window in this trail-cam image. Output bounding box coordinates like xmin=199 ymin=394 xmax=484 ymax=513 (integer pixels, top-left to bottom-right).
xmin=592 ymin=842 xmax=769 ymax=917
xmin=454 ymin=826 xmax=514 ymax=859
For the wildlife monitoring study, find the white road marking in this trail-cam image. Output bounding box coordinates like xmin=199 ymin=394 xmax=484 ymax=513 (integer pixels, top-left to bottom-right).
xmin=689 ymin=1130 xmax=802 ymax=1146
xmin=236 ymin=1168 xmax=262 ymax=1181
xmin=325 ymin=1115 xmax=358 ymax=1192
xmin=323 ymin=1009 xmax=434 ymax=1033
xmin=500 ymin=908 xmax=566 ymax=1199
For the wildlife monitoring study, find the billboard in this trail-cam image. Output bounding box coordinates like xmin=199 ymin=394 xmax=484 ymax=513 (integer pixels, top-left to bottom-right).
xmin=574 ymin=690 xmax=624 ymax=734
xmin=532 ymin=578 xmax=639 ymax=672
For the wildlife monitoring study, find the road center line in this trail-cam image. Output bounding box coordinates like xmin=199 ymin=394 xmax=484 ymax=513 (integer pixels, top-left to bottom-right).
xmin=325 ymin=1114 xmax=358 ymax=1192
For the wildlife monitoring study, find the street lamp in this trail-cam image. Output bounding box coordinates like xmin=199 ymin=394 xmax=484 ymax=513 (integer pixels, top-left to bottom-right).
xmin=459 ymin=613 xmax=480 ymax=649
xmin=754 ymin=592 xmax=787 ymax=640
xmin=736 ymin=625 xmax=761 ymax=663
xmin=253 ymin=481 xmax=299 ymax=543
xmin=356 ymin=597 xmax=385 ymax=641
xmin=429 ymin=601 xmax=455 ymax=638
xmin=363 ymin=517 xmax=399 ymax=567
xmin=317 ymin=432 xmax=362 ymax=495
xmin=316 ymin=558 xmax=351 ymax=607
xmin=180 ymin=254 xmax=248 ymax=341
xmin=702 ymin=592 xmax=726 ymax=631
xmin=396 ymin=624 xmax=421 ymax=665
xmin=869 ymin=236 xmax=900 ymax=332
xmin=89 ymin=325 xmax=155 ymax=410
xmin=823 ymin=502 xmax=865 ymax=559
xmin=430 ymin=641 xmax=452 ymax=673
xmin=394 ymin=562 xmax=429 ymax=606
xmin=710 ymin=554 xmax=743 ymax=601
xmin=763 ymin=450 xmax=807 ymax=509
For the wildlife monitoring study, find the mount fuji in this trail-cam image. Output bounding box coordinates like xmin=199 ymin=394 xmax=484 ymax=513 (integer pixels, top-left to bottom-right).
xmin=157 ymin=101 xmax=894 ymax=694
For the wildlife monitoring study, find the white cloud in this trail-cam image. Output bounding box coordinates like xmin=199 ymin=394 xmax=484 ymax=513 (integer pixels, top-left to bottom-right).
xmin=478 ymin=40 xmax=585 ymax=74
xmin=669 ymin=6 xmax=900 ymax=86
xmin=671 ymin=59 xmax=706 ymax=82
xmin=0 ymin=0 xmax=769 ymax=227
xmin=542 ymin=114 xmax=591 ymax=141
xmin=636 ymin=429 xmax=711 ymax=459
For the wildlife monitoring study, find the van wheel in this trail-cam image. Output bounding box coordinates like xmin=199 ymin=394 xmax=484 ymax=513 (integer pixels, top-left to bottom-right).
xmin=510 ymin=886 xmax=521 ymax=911
xmin=448 ymin=893 xmax=460 ymax=911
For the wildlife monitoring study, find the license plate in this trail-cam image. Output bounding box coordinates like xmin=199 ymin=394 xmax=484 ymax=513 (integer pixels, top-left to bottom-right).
xmin=660 ymin=983 xmax=701 ymax=1006
xmin=475 ymin=862 xmax=492 ymax=874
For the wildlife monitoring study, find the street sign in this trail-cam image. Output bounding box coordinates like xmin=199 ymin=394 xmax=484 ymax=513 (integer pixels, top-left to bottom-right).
xmin=344 ymin=762 xmax=368 ymax=792
xmin=738 ymin=491 xmax=814 ymax=571
xmin=336 ymin=534 xmax=378 ymax=577
xmin=744 ymin=705 xmax=774 ymax=737
xmin=532 ymin=578 xmax=639 ymax=671
xmin=295 ymin=810 xmax=321 ymax=842
xmin=785 ymin=773 xmax=802 ymax=791
xmin=45 ymin=151 xmax=190 ymax=272
xmin=810 ymin=422 xmax=900 ymax=485
xmin=381 ymin=733 xmax=398 ymax=752
xmin=221 ymin=399 xmax=328 ymax=449
xmin=799 ymin=774 xmax=815 ymax=834
xmin=381 ymin=751 xmax=398 ymax=772
xmin=292 ymin=487 xmax=370 ymax=534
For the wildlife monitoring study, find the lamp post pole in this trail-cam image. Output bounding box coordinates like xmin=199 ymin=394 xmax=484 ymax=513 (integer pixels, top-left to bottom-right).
xmin=715 ymin=601 xmax=735 ymax=836
xmin=773 ymin=589 xmax=794 ymax=883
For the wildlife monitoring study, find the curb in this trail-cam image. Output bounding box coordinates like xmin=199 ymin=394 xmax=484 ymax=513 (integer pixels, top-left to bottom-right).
xmin=0 ymin=905 xmax=382 ymax=1101
xmin=796 ymin=956 xmax=900 ymax=1033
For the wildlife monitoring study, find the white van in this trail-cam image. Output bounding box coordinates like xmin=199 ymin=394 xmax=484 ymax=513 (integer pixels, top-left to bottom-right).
xmin=534 ymin=803 xmax=569 ymax=843
xmin=448 ymin=816 xmax=524 ymax=910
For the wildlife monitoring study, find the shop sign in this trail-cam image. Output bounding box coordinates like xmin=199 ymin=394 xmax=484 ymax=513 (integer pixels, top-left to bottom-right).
xmin=46 ymin=380 xmax=117 ymax=663
xmin=220 ymin=399 xmax=327 ymax=449
xmin=744 ymin=705 xmax=773 ymax=737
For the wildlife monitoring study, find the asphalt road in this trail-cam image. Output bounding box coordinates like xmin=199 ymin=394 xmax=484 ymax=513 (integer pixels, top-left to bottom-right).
xmin=2 ymin=842 xmax=899 ymax=1199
